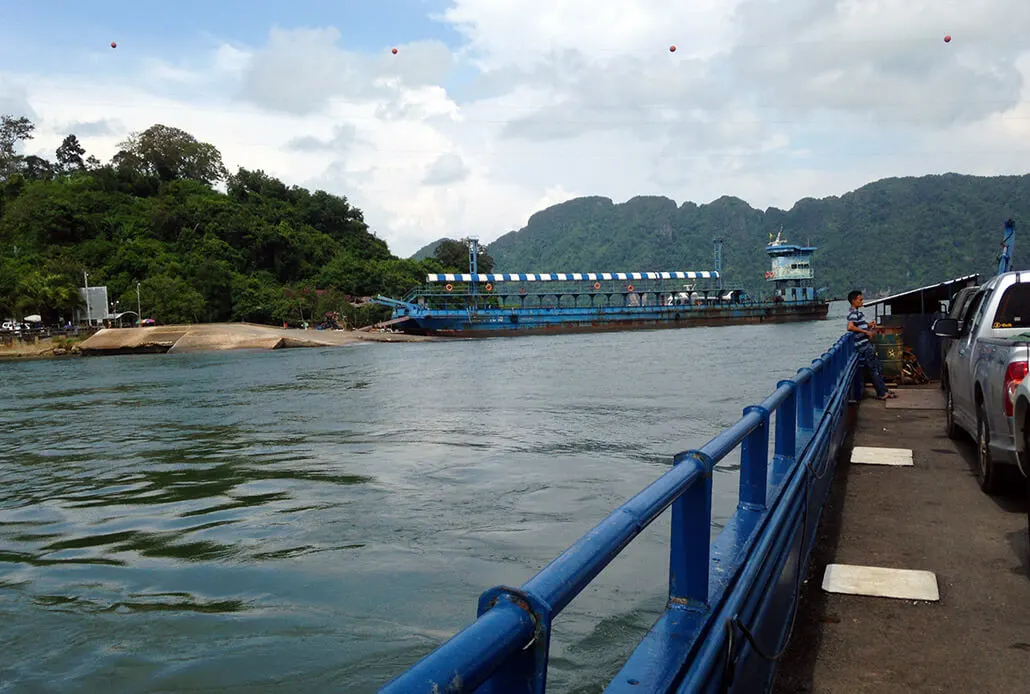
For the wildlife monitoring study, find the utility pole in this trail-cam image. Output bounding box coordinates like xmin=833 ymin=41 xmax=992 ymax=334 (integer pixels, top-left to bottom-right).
xmin=713 ymin=238 xmax=724 ymax=292
xmin=83 ymin=270 xmax=91 ymax=327
xmin=136 ymin=282 xmax=142 ymax=328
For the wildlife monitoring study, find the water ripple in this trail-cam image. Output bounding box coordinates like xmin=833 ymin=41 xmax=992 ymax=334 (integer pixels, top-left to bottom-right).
xmin=0 ymin=308 xmax=849 ymax=691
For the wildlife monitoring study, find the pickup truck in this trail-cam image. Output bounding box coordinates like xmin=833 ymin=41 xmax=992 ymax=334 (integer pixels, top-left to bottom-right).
xmin=933 ymin=271 xmax=1030 ymax=494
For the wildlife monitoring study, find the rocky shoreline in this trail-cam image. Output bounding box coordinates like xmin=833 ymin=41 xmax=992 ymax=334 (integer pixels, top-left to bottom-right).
xmin=0 ymin=323 xmax=438 ymax=360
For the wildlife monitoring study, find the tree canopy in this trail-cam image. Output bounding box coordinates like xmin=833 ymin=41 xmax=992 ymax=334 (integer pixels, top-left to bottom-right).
xmin=432 ymin=238 xmax=496 ymax=274
xmin=0 ymin=115 xmax=444 ymax=327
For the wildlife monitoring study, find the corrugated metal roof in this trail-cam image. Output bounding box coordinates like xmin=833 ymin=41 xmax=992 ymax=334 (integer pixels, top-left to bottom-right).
xmin=865 ymin=274 xmax=980 ymax=310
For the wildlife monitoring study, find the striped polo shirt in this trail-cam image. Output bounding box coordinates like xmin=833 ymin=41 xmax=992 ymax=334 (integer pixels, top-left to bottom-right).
xmin=847 ymin=307 xmax=870 ymax=346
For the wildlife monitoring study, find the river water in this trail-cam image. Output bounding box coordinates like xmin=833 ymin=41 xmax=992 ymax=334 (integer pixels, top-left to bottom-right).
xmin=0 ymin=303 xmax=848 ymax=692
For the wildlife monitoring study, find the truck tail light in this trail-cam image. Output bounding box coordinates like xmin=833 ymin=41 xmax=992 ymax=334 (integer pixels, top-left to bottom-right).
xmin=1004 ymin=361 xmax=1028 ymax=416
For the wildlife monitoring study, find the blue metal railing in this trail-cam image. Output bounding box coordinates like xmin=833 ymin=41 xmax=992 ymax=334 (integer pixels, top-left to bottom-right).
xmin=381 ymin=334 xmax=859 ymax=693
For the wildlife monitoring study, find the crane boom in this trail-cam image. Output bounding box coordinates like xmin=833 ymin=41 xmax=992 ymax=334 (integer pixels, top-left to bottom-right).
xmin=998 ymin=219 xmax=1015 ymax=275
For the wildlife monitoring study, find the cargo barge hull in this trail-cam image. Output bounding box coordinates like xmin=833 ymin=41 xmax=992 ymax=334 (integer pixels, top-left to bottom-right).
xmin=391 ymin=302 xmax=829 ymax=337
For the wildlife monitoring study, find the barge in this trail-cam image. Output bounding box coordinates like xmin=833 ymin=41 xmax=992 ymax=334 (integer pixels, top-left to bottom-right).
xmin=372 ymin=231 xmax=829 ymax=336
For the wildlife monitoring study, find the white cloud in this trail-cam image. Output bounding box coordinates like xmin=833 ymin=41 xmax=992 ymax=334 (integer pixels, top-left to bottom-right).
xmin=423 ymin=153 xmax=470 ymax=185
xmin=1 ymin=1 xmax=1029 ymax=259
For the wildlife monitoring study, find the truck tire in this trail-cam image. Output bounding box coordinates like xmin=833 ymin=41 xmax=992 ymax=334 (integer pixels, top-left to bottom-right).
xmin=944 ymin=380 xmax=960 ymax=440
xmin=976 ymin=401 xmax=1001 ymax=495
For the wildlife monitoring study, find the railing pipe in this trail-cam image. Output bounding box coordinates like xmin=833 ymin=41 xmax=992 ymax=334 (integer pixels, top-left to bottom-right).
xmin=380 ymin=599 xmax=535 ymax=693
xmin=522 ymin=455 xmax=707 ymax=615
xmin=677 ymin=352 xmax=855 ymax=691
xmin=757 ymin=381 xmax=793 ymax=414
xmin=382 ymin=338 xmax=861 ymax=693
xmin=697 ymin=408 xmax=765 ymax=462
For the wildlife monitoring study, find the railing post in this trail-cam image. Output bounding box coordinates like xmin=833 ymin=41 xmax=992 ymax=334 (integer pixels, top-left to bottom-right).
xmin=815 ymin=357 xmax=830 ymax=409
xmin=797 ymin=368 xmax=815 ymax=431
xmin=669 ymin=451 xmax=713 ymax=607
xmin=738 ymin=406 xmax=770 ymax=511
xmin=809 ymin=360 xmax=822 ymax=411
xmin=850 ymin=335 xmax=865 ymax=401
xmin=774 ymin=381 xmax=797 ymax=475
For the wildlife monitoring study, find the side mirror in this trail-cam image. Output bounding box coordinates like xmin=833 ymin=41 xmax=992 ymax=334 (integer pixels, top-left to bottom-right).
xmin=932 ymin=317 xmax=959 ymax=338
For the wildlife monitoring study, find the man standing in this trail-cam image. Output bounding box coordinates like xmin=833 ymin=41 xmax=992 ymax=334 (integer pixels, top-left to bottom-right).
xmin=847 ymin=290 xmax=895 ymax=401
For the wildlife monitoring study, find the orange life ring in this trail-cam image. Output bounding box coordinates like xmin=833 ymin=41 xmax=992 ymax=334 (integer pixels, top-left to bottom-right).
xmin=485 ymin=283 xmax=493 ymax=292
xmin=627 ymin=284 xmax=634 ymax=292
xmin=593 ymin=281 xmax=601 ymax=290
xmin=445 ymin=283 xmax=453 ymax=292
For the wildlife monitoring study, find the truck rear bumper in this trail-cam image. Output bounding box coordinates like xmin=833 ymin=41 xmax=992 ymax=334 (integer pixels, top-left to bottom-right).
xmin=990 ymin=439 xmax=1019 ymax=467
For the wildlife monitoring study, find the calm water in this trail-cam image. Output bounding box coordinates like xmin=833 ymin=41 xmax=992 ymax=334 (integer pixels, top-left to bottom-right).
xmin=0 ymin=304 xmax=848 ymax=692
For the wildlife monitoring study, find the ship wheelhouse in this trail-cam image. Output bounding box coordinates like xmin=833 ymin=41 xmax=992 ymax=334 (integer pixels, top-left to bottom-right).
xmin=765 ymin=229 xmax=818 ymax=303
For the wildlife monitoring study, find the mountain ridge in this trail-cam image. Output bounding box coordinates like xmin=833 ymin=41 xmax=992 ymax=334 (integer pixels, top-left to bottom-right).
xmin=458 ymin=172 xmax=1030 ymax=297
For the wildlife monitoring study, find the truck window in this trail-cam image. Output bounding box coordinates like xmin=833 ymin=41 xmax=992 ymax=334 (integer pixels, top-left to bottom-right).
xmin=948 ymin=288 xmax=976 ymax=320
xmin=991 ymin=283 xmax=1030 ymax=329
xmin=961 ymin=291 xmax=987 ymax=334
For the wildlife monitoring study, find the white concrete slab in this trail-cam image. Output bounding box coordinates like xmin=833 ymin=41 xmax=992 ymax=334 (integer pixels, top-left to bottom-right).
xmin=850 ymin=446 xmax=914 ymax=466
xmin=822 ymin=563 xmax=940 ymax=601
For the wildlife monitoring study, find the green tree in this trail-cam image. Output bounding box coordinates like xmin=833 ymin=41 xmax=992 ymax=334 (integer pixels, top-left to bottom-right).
xmin=56 ymin=134 xmax=86 ymax=173
xmin=113 ymin=124 xmax=228 ymax=185
xmin=433 ymin=238 xmax=495 ymax=273
xmin=139 ymin=275 xmax=206 ymax=324
xmin=0 ymin=115 xmax=34 ymax=180
xmin=229 ymin=273 xmax=279 ymax=323
xmin=14 ymin=270 xmax=81 ymax=323
xmin=21 ymin=155 xmax=54 ymax=181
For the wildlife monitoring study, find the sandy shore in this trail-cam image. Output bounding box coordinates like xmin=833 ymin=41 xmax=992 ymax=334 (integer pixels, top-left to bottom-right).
xmin=0 ymin=323 xmax=437 ymax=359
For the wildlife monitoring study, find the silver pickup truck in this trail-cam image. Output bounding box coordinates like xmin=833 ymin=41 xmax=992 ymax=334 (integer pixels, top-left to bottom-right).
xmin=933 ymin=271 xmax=1030 ymax=494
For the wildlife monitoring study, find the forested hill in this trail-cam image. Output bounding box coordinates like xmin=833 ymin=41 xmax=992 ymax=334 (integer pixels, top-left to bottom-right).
xmin=484 ymin=174 xmax=1030 ymax=298
xmin=0 ymin=116 xmax=447 ymax=326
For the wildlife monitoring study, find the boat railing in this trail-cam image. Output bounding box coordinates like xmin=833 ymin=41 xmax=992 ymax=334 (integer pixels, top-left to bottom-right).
xmin=380 ymin=334 xmax=859 ymax=692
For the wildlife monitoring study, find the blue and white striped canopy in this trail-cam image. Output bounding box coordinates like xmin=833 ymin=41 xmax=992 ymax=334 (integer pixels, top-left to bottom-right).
xmin=425 ymin=271 xmax=719 ymax=283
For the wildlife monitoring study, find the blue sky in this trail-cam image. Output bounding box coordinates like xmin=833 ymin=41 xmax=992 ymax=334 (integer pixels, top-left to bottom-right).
xmin=0 ymin=0 xmax=462 ymax=72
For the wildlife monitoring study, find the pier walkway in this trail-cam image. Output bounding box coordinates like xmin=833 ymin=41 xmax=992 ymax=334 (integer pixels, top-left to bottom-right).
xmin=774 ymin=385 xmax=1030 ymax=693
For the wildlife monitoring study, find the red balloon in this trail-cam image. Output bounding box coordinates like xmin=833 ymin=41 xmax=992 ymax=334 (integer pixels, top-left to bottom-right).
xmin=392 ymin=47 xmax=398 ymax=54
xmin=110 ymin=41 xmax=117 ymax=48
xmin=669 ymin=45 xmax=677 ymax=53
xmin=944 ymin=35 xmax=951 ymax=43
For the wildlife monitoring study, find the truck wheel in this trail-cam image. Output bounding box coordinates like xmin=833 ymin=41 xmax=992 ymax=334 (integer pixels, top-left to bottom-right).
xmin=976 ymin=402 xmax=1001 ymax=495
xmin=944 ymin=382 xmax=960 ymax=440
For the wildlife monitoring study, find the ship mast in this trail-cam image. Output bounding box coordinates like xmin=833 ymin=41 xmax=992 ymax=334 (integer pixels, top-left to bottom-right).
xmin=467 ymin=236 xmax=479 ymax=296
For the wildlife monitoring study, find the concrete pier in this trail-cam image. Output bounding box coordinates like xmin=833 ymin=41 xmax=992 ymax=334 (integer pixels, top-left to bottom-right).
xmin=774 ymin=385 xmax=1030 ymax=693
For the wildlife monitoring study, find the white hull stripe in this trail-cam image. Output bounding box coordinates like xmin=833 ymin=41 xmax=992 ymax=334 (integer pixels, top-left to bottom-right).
xmin=427 ymin=271 xmax=719 ymax=282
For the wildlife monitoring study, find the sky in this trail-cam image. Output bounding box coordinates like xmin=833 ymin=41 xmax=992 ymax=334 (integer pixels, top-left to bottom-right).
xmin=2 ymin=0 xmax=1029 ymax=257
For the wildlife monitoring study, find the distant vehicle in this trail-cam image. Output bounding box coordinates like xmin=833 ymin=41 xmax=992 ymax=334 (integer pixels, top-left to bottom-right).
xmin=933 ymin=271 xmax=1030 ymax=494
